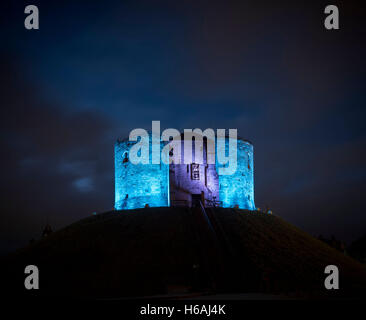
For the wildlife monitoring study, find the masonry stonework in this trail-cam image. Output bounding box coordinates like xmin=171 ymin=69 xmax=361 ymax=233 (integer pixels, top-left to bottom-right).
xmin=114 ymin=133 xmax=255 ymax=210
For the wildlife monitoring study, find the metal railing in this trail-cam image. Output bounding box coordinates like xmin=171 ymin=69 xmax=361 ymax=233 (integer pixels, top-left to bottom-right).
xmin=171 ymin=198 xmax=222 ymax=208
xmin=204 ymin=199 xmax=223 ymax=208
xmin=198 ymin=200 xmax=216 ymax=234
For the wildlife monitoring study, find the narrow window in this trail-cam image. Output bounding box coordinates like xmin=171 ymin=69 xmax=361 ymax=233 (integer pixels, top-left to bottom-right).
xmin=191 ymin=163 xmax=200 ymax=180
xmin=204 ymin=166 xmax=207 ymax=186
xmin=203 ymin=137 xmax=207 ymax=164
xmin=123 ymin=152 xmax=129 ymax=163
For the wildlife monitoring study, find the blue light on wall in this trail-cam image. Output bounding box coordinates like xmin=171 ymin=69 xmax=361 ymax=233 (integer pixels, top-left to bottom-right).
xmin=115 ymin=134 xmax=255 ymax=211
xmin=114 ymin=134 xmax=169 ymax=210
xmin=216 ymin=138 xmax=255 ymax=210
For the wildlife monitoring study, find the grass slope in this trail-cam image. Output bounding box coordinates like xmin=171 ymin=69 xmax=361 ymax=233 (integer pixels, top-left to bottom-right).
xmin=212 ymin=208 xmax=366 ymax=297
xmin=3 ymin=207 xmax=366 ymax=299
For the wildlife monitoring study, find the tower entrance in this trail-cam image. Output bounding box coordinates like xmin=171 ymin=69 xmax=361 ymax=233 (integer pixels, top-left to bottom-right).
xmin=191 ymin=194 xmax=202 ymax=207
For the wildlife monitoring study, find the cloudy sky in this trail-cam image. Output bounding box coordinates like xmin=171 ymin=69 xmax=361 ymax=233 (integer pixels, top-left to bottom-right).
xmin=1 ymin=0 xmax=365 ymax=253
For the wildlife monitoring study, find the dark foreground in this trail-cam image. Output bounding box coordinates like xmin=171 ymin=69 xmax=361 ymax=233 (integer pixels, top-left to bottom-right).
xmin=3 ymin=207 xmax=366 ymax=300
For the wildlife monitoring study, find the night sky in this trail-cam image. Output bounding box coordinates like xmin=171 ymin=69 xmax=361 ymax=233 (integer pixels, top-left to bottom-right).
xmin=1 ymin=0 xmax=365 ymax=253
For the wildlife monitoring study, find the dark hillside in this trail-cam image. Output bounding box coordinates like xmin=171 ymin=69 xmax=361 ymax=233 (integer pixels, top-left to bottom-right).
xmin=3 ymin=207 xmax=366 ymax=299
xmin=4 ymin=207 xmax=200 ymax=298
xmin=210 ymin=208 xmax=366 ymax=297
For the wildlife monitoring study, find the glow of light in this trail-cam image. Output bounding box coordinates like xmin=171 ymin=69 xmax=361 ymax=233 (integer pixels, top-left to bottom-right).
xmin=114 ymin=134 xmax=169 ymax=210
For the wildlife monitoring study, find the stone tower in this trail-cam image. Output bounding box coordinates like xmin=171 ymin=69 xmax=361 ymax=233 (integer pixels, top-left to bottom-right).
xmin=114 ymin=133 xmax=255 ymax=210
xmin=114 ymin=133 xmax=170 ymax=210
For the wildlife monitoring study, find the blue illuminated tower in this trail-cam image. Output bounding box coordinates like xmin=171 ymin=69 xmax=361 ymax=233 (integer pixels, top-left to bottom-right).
xmin=216 ymin=137 xmax=255 ymax=210
xmin=114 ymin=133 xmax=170 ymax=210
xmin=115 ymin=133 xmax=255 ymax=211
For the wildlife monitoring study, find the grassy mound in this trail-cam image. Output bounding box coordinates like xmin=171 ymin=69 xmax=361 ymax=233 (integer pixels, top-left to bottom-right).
xmin=3 ymin=207 xmax=366 ymax=299
xmin=211 ymin=208 xmax=366 ymax=297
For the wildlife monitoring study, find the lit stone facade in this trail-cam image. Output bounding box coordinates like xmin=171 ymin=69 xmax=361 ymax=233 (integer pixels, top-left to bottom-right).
xmin=169 ymin=137 xmax=220 ymax=207
xmin=216 ymin=138 xmax=255 ymax=210
xmin=114 ymin=133 xmax=255 ymax=210
xmin=114 ymin=134 xmax=170 ymax=210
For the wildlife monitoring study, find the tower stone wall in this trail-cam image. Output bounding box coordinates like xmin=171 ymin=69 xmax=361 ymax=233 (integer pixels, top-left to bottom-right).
xmin=114 ymin=134 xmax=255 ymax=210
xmin=216 ymin=138 xmax=255 ymax=210
xmin=114 ymin=134 xmax=169 ymax=210
xmin=169 ymin=138 xmax=219 ymax=207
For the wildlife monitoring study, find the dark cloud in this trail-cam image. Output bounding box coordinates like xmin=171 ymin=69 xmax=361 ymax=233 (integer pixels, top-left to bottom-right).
xmin=0 ymin=55 xmax=123 ymax=253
